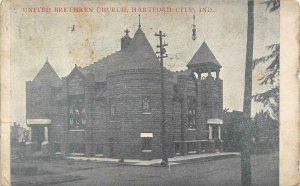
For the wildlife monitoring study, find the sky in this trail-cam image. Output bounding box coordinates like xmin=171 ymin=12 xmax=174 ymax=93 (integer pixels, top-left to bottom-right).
xmin=10 ymin=0 xmax=279 ymax=126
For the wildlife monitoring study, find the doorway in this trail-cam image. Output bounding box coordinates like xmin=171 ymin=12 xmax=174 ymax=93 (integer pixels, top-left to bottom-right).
xmin=174 ymin=142 xmax=181 ymax=155
xmin=31 ymin=125 xmax=45 ymax=151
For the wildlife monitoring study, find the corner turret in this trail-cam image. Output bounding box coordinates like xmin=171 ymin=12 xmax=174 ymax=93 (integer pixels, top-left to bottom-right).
xmin=121 ymin=29 xmax=132 ymax=50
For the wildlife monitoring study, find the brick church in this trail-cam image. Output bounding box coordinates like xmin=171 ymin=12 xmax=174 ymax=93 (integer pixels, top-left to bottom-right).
xmin=26 ymin=23 xmax=224 ymax=159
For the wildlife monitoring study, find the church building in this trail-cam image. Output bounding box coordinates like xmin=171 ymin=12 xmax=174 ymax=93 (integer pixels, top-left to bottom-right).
xmin=26 ymin=23 xmax=224 ymax=159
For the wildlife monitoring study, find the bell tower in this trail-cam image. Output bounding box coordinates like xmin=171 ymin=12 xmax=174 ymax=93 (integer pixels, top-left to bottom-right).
xmin=187 ymin=41 xmax=223 ymax=152
xmin=187 ymin=41 xmax=221 ymax=79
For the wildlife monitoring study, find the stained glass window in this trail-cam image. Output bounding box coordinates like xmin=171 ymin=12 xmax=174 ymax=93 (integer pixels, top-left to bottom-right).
xmin=142 ymin=97 xmax=151 ymax=113
xmin=69 ymin=95 xmax=85 ymax=130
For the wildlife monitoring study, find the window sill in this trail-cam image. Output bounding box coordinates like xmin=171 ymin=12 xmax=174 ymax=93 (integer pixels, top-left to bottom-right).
xmin=55 ymin=152 xmax=62 ymax=155
xmin=142 ymin=150 xmax=152 ymax=153
xmin=95 ymin=154 xmax=103 ymax=157
xmin=109 ymin=119 xmax=120 ymax=122
xmin=70 ymin=153 xmax=85 ymax=156
xmin=69 ymin=129 xmax=85 ymax=132
xmin=187 ymin=128 xmax=196 ymax=131
xmin=142 ymin=112 xmax=151 ymax=115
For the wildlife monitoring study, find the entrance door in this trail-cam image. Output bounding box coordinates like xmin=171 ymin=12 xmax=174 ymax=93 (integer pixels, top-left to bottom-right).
xmin=32 ymin=126 xmax=45 ymax=151
xmin=212 ymin=125 xmax=219 ymax=141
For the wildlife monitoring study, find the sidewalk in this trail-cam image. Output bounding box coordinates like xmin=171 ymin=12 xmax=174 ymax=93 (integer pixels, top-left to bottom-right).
xmin=67 ymin=152 xmax=240 ymax=166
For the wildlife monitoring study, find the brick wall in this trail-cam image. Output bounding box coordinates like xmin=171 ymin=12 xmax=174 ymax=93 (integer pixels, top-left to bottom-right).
xmin=26 ymin=66 xmax=223 ymax=159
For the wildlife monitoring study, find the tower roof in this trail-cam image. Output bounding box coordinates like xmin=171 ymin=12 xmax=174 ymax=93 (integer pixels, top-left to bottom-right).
xmin=123 ymin=27 xmax=160 ymax=70
xmin=187 ymin=42 xmax=221 ymax=68
xmin=32 ymin=60 xmax=62 ymax=87
xmin=82 ymin=26 xmax=160 ymax=82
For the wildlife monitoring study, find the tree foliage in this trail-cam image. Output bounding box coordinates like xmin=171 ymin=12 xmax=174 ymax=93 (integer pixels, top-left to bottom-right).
xmin=252 ymin=44 xmax=279 ymax=119
xmin=262 ymin=0 xmax=280 ymax=12
xmin=253 ymin=44 xmax=279 ymax=85
xmin=252 ymin=2 xmax=279 ymax=120
xmin=252 ymin=110 xmax=279 ymax=152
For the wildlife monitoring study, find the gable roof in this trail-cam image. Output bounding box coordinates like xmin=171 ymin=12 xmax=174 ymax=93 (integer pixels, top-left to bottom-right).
xmin=32 ymin=61 xmax=62 ymax=87
xmin=187 ymin=42 xmax=221 ymax=68
xmin=66 ymin=65 xmax=91 ymax=81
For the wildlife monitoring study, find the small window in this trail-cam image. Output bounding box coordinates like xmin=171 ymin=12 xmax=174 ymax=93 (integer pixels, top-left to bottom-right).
xmin=69 ymin=143 xmax=85 ymax=154
xmin=175 ymin=142 xmax=181 ymax=155
xmin=187 ymin=96 xmax=196 ymax=129
xmin=95 ymin=144 xmax=103 ymax=155
xmin=187 ymin=142 xmax=197 ymax=153
xmin=110 ymin=99 xmax=117 ymax=118
xmin=142 ymin=97 xmax=151 ymax=113
xmin=54 ymin=143 xmax=61 ymax=153
xmin=141 ymin=133 xmax=153 ymax=152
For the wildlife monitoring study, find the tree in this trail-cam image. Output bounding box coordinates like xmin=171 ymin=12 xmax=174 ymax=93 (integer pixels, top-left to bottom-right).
xmin=253 ymin=110 xmax=279 ymax=153
xmin=242 ymin=1 xmax=279 ymax=184
xmin=253 ymin=1 xmax=280 ymax=120
xmin=253 ymin=44 xmax=279 ymax=120
xmin=262 ymin=0 xmax=280 ymax=12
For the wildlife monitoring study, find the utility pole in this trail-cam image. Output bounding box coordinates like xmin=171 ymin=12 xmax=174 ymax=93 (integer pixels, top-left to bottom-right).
xmin=154 ymin=30 xmax=168 ymax=166
xmin=242 ymin=0 xmax=254 ymax=185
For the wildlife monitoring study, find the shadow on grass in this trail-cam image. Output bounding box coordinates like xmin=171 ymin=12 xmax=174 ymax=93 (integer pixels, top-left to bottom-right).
xmin=11 ymin=165 xmax=54 ymax=177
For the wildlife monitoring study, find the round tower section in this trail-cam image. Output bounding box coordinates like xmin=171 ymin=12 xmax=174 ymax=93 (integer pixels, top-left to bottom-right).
xmin=106 ymin=69 xmax=167 ymax=159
